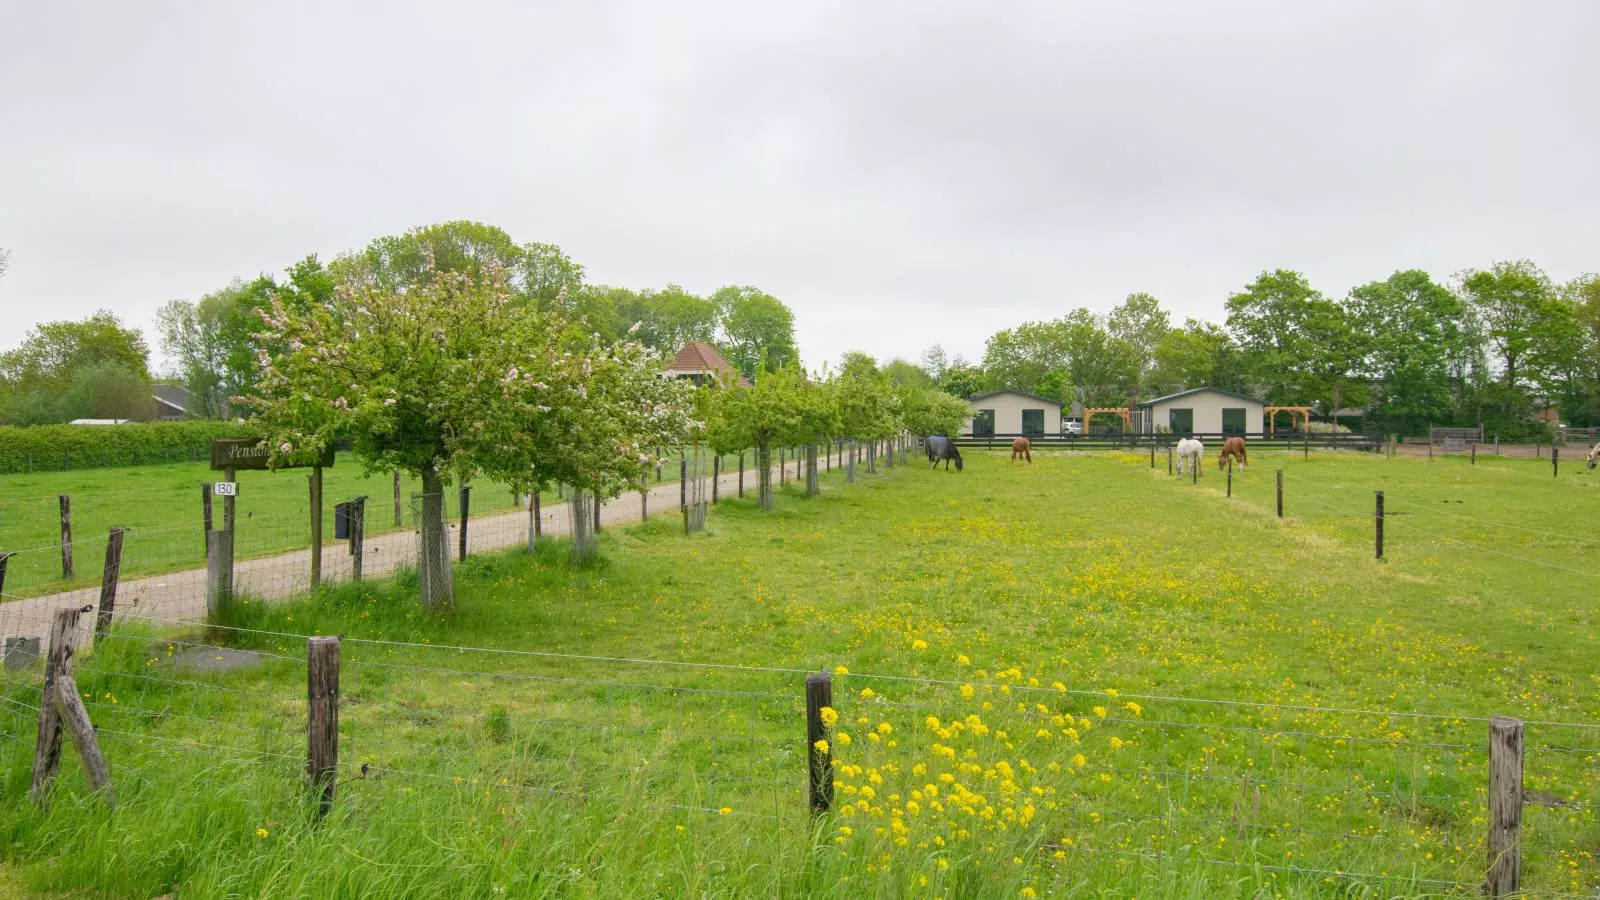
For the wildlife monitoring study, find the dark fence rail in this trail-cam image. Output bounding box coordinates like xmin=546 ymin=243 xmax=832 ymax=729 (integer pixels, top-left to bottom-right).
xmin=952 ymin=432 xmax=1380 ymax=451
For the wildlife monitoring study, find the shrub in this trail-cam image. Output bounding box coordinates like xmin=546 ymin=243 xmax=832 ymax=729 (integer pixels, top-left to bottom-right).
xmin=0 ymin=420 xmax=255 ymax=473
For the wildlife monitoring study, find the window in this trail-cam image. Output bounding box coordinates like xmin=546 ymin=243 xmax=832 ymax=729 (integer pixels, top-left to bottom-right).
xmin=1021 ymin=409 xmax=1044 ymax=436
xmin=973 ymin=409 xmax=996 ymax=437
xmin=1168 ymin=408 xmax=1194 ymax=435
xmin=1221 ymin=408 xmax=1246 ymax=436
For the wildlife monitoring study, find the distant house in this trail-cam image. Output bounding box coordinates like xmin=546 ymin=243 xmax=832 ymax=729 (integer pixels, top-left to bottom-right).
xmin=961 ymin=389 xmax=1064 ymax=437
xmin=152 ymin=384 xmax=196 ymax=420
xmin=665 ymin=340 xmax=750 ymax=387
xmin=68 ymin=419 xmax=135 ymax=426
xmin=1139 ymin=387 xmax=1265 ymax=436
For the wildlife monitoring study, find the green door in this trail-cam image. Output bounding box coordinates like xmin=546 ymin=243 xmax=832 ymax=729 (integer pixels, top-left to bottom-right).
xmin=1221 ymin=408 xmax=1246 ymax=436
xmin=973 ymin=409 xmax=995 ymax=437
xmin=1021 ymin=409 xmax=1044 ymax=436
xmin=1168 ymin=408 xmax=1194 ymax=435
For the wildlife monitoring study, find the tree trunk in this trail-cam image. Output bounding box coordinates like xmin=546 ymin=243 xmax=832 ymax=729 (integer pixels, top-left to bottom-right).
xmin=418 ymin=465 xmax=451 ymax=609
xmin=757 ymin=443 xmax=774 ymax=509
xmin=1331 ymin=380 xmax=1343 ymax=431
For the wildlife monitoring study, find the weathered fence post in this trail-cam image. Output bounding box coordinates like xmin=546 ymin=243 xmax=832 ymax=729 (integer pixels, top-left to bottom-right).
xmin=594 ymin=489 xmax=602 ymax=534
xmin=1494 ymin=435 xmax=1500 ymax=455
xmin=1471 ymin=443 xmax=1477 ymax=465
xmin=93 ymin=527 xmax=126 ymax=644
xmin=532 ymin=490 xmax=541 ymax=542
xmin=1226 ymin=457 xmax=1232 ymax=497
xmin=309 ymin=465 xmax=324 ymax=589
xmin=31 ymin=607 xmax=79 ymax=805
xmin=0 ymin=551 xmax=11 ymax=598
xmin=222 ymin=466 xmax=236 ymax=530
xmin=738 ymin=452 xmax=745 ymax=498
xmin=681 ymin=457 xmax=688 ymax=520
xmin=307 ymin=636 xmax=341 ymax=819
xmin=393 ymin=470 xmax=403 ymax=528
xmin=1276 ymin=469 xmax=1283 ymax=518
xmin=58 ymin=495 xmax=72 ymax=580
xmin=1428 ymin=441 xmax=1433 ymax=460
xmin=1150 ymin=444 xmax=1154 ymax=468
xmin=349 ymin=497 xmax=366 ymax=581
xmin=1375 ymin=491 xmax=1384 ymax=560
xmin=641 ymin=475 xmax=649 ymax=520
xmin=712 ymin=456 xmax=720 ymax=503
xmin=202 ymin=483 xmax=213 ymax=549
xmin=206 ymin=527 xmax=234 ymax=618
xmin=806 ymin=671 xmax=834 ymax=814
xmin=1167 ymin=446 xmax=1173 ymax=476
xmin=1486 ymin=716 xmax=1523 ymax=897
xmin=1553 ymin=444 xmax=1559 ymax=477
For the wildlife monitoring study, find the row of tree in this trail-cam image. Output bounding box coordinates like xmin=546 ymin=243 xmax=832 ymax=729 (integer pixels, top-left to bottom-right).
xmin=154 ymin=221 xmax=799 ymax=420
xmin=923 ymin=262 xmax=1599 ymax=438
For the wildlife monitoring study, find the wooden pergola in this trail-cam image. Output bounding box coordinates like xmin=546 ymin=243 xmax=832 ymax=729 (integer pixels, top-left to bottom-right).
xmin=1265 ymin=406 xmax=1312 ymax=436
xmin=1082 ymin=407 xmax=1131 ymax=434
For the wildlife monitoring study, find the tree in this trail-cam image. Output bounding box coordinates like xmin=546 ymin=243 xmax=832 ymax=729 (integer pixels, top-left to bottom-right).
xmin=1 ymin=311 xmax=151 ymax=423
xmin=921 ymin=344 xmax=950 ymax=383
xmin=331 ymin=221 xmax=584 ymax=309
xmin=247 ymin=262 xmax=690 ymax=607
xmin=938 ymin=362 xmax=986 ymax=399
xmin=630 ymin=284 xmax=718 ymax=354
xmin=713 ymin=286 xmax=798 ymax=380
xmin=1348 ymin=270 xmax=1473 ymax=435
xmin=58 ymin=363 xmax=152 ymax=421
xmin=899 ymin=386 xmax=969 ymax=437
xmin=981 ymin=320 xmax=1071 ymax=396
xmin=883 ymin=358 xmax=933 ymax=389
xmin=1298 ymin=297 xmax=1367 ymax=420
xmin=1224 ymin=269 xmax=1323 ymax=404
xmin=1565 ymin=274 xmax=1600 ymax=424
xmin=1107 ymin=292 xmax=1171 ymax=397
xmin=1459 ymin=261 xmax=1563 ymax=392
xmin=1148 ymin=319 xmax=1246 ymax=396
xmin=703 ymin=368 xmax=833 ymax=508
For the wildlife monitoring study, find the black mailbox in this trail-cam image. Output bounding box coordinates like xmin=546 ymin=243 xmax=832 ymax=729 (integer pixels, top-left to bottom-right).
xmin=334 ymin=502 xmax=351 ymax=540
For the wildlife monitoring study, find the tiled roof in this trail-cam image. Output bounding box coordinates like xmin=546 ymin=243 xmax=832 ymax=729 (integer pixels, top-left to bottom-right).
xmin=668 ymin=340 xmax=750 ymax=386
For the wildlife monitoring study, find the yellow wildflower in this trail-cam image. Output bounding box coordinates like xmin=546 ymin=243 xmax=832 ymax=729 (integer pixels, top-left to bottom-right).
xmin=256 ymin=827 xmax=269 ymax=838
xmin=814 ymin=739 xmax=830 ymax=754
xmin=912 ymin=639 xmax=928 ymax=651
xmin=719 ymin=807 xmax=733 ymax=815
xmin=820 ymin=706 xmax=839 ymax=727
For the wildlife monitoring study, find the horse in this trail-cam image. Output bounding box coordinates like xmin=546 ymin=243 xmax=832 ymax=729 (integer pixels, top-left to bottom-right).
xmin=1218 ymin=436 xmax=1247 ymax=471
xmin=1011 ymin=437 xmax=1032 ymax=464
xmin=1175 ymin=437 xmax=1204 ymax=477
xmin=926 ymin=435 xmax=964 ymax=472
xmin=1588 ymin=443 xmax=1600 ymax=470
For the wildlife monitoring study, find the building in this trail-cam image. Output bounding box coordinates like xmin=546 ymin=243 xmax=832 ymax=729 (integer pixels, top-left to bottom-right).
xmin=962 ymin=389 xmax=1064 ymax=437
xmin=1138 ymin=387 xmax=1265 ymax=436
xmin=152 ymin=384 xmax=196 ymax=420
xmin=664 ymin=340 xmax=750 ymax=387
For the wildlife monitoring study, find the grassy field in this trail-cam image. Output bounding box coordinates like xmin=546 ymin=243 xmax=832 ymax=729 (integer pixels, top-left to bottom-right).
xmin=0 ymin=450 xmax=749 ymax=599
xmin=2 ymin=447 xmax=1599 ymax=897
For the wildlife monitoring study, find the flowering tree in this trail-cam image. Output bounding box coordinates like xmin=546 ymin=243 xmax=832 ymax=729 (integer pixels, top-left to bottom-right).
xmin=704 ymin=368 xmax=834 ymax=508
xmin=246 ymin=263 xmax=692 ymax=606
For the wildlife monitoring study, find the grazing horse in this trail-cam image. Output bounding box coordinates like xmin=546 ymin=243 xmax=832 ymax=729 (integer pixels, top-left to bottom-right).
xmin=926 ymin=435 xmax=964 ymax=472
xmin=1175 ymin=437 xmax=1204 ymax=477
xmin=1218 ymin=436 xmax=1248 ymax=471
xmin=1588 ymin=442 xmax=1600 ymax=470
xmin=1011 ymin=437 xmax=1032 ymax=464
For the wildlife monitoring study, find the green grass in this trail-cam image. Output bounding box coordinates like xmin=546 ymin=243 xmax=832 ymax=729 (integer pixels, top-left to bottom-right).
xmin=3 ymin=448 xmax=1599 ymax=897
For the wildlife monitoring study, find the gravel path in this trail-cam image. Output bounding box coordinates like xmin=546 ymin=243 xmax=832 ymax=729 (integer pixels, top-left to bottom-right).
xmin=0 ymin=454 xmax=865 ymax=648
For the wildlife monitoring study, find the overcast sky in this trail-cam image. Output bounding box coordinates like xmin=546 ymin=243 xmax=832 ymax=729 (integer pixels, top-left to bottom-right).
xmin=2 ymin=1 xmax=1597 ymax=373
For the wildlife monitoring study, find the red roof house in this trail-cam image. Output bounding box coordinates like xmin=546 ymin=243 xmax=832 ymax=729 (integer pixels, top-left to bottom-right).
xmin=666 ymin=340 xmax=750 ymax=387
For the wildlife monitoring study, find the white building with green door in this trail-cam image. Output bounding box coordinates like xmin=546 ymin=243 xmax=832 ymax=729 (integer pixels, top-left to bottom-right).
xmin=962 ymin=389 xmax=1064 ymax=437
xmin=1138 ymin=387 xmax=1265 ymax=436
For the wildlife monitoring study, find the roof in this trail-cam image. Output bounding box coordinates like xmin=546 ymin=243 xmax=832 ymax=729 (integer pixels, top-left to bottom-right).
xmin=666 ymin=340 xmax=751 ymax=387
xmin=68 ymin=419 xmax=134 ymax=426
xmin=1138 ymin=386 xmax=1264 ymax=407
xmin=965 ymin=388 xmax=1064 ymax=408
xmin=152 ymin=383 xmax=194 ymax=413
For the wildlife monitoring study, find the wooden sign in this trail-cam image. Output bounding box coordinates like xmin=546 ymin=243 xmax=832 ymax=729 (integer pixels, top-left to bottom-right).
xmin=210 ymin=438 xmax=334 ymax=471
xmin=1443 ymin=437 xmax=1466 ymax=452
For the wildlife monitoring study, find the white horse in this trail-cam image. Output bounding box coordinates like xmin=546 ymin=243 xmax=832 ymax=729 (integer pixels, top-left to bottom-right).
xmin=1176 ymin=437 xmax=1204 ymax=477
xmin=1587 ymin=442 xmax=1600 ymax=470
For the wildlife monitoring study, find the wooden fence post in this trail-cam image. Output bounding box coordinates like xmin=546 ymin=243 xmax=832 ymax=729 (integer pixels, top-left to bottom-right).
xmin=532 ymin=491 xmax=541 ymax=541
xmin=93 ymin=527 xmax=126 ymax=644
xmin=1471 ymin=443 xmax=1477 ymax=465
xmin=1486 ymin=716 xmax=1523 ymax=897
xmin=202 ymin=483 xmax=213 ymax=550
xmin=31 ymin=607 xmax=79 ymax=805
xmin=806 ymin=672 xmax=834 ymax=814
xmin=1227 ymin=457 xmax=1232 ymax=497
xmin=350 ymin=497 xmax=365 ymax=581
xmin=1149 ymin=444 xmax=1154 ymax=468
xmin=739 ymin=453 xmax=746 ymax=497
xmin=58 ymin=495 xmax=72 ymax=580
xmin=307 ymin=636 xmax=340 ymax=819
xmin=0 ymin=551 xmax=11 ymax=597
xmin=309 ymin=466 xmax=323 ymax=589
xmin=1375 ymin=491 xmax=1384 ymax=560
xmin=1494 ymin=435 xmax=1499 ymax=455
xmin=393 ymin=470 xmax=403 ymax=528
xmin=1168 ymin=446 xmax=1172 ymax=475
xmin=1275 ymin=469 xmax=1283 ymax=518
xmin=222 ymin=466 xmax=236 ymax=530
xmin=594 ymin=489 xmax=602 ymax=534
xmin=457 ymin=485 xmax=470 ymax=560
xmin=641 ymin=475 xmax=649 ymax=520
xmin=1553 ymin=444 xmax=1559 ymax=477
xmin=206 ymin=528 xmax=234 ymax=618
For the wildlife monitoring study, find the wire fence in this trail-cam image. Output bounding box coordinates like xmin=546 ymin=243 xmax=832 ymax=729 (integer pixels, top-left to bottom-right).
xmin=4 ymin=609 xmax=1598 ymax=895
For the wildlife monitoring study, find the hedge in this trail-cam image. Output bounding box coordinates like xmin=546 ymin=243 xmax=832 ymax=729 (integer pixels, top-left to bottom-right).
xmin=0 ymin=421 xmax=257 ymax=474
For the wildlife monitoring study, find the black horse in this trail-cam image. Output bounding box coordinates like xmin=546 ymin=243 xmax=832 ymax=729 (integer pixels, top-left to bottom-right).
xmin=926 ymin=435 xmax=963 ymax=472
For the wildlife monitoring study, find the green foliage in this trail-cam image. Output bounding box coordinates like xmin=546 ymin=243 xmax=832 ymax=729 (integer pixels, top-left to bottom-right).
xmin=713 ymin=285 xmax=798 ymax=380
xmin=1147 ymin=319 xmax=1246 ymax=396
xmin=936 ymin=363 xmax=986 ymax=399
xmin=1348 ymin=270 xmax=1473 ymax=435
xmin=897 ymin=386 xmax=968 ymax=436
xmin=703 ymin=368 xmax=834 ymax=455
xmin=881 ymin=358 xmax=932 ymax=389
xmin=0 ymin=311 xmax=152 ymax=424
xmin=0 ymin=419 xmax=252 ymax=473
xmin=57 ymin=362 xmax=152 ymax=422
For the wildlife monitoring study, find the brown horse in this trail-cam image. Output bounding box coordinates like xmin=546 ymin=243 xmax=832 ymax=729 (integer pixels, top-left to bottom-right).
xmin=1218 ymin=436 xmax=1247 ymax=470
xmin=1011 ymin=437 xmax=1032 ymax=464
